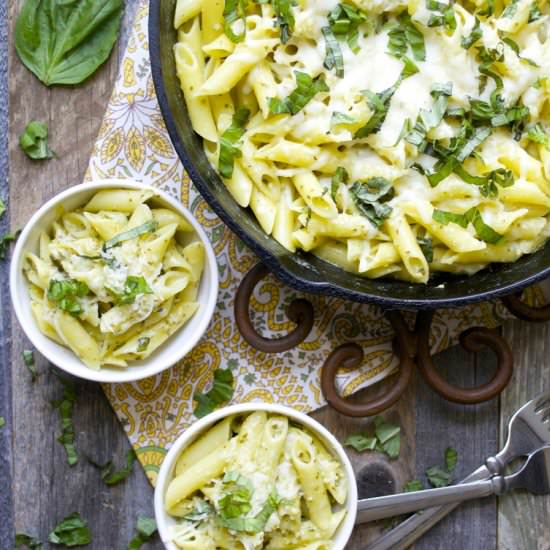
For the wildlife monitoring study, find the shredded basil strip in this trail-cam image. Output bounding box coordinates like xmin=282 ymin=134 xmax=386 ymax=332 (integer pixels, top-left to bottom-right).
xmin=52 ymin=377 xmax=78 ymax=466
xmin=194 ymin=368 xmax=235 ymax=418
xmin=48 ymin=513 xmax=92 ymax=547
xmin=387 ymin=14 xmax=426 ymax=62
xmin=331 ymin=166 xmax=349 ymax=201
xmin=127 ymin=517 xmax=157 ymax=550
xmin=331 ymin=111 xmax=355 ymax=126
xmin=527 ymin=122 xmax=550 ymax=150
xmin=393 ymin=118 xmax=412 ymax=146
xmin=461 ymin=17 xmax=481 ymax=49
xmin=501 ymin=37 xmax=539 ymax=67
xmin=272 ymin=0 xmax=295 ymax=43
xmin=327 ymin=2 xmax=368 ymax=54
xmin=433 ymin=208 xmax=503 ymax=243
xmin=47 ymin=279 xmax=89 ymax=316
xmin=22 ymin=349 xmax=38 ymax=381
xmin=223 ymin=0 xmax=248 ymax=43
xmin=219 ymin=472 xmax=254 ymax=519
xmin=269 ymin=71 xmax=329 ymax=115
xmin=109 ymin=276 xmax=153 ymax=306
xmin=218 ymin=107 xmax=251 ymax=179
xmin=417 ymin=236 xmax=434 ymax=263
xmin=322 ymin=26 xmax=344 ymax=78
xmin=350 ymin=177 xmax=394 ymax=227
xmin=426 ymin=0 xmax=457 ymax=32
xmin=103 ymin=219 xmax=159 ymax=251
xmin=218 ymin=492 xmax=281 ymax=533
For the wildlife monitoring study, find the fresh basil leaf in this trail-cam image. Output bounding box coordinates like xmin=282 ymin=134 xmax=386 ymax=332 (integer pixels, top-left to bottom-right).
xmin=269 ymin=71 xmax=329 ymax=115
xmin=387 ymin=14 xmax=425 ymax=61
xmin=387 ymin=22 xmax=407 ymax=58
xmin=527 ymin=122 xmax=550 ymax=150
xmin=433 ymin=208 xmax=469 ymax=228
xmin=219 ymin=472 xmax=253 ymax=519
xmin=417 ymin=236 xmax=434 ymax=262
xmin=433 ymin=208 xmax=503 ymax=243
xmin=406 ymin=92 xmax=449 ymax=149
xmin=15 ymin=0 xmax=123 ymax=86
xmin=445 ymin=447 xmax=458 ymax=472
xmin=0 ymin=416 xmax=4 ymax=428
xmin=331 ymin=166 xmax=349 ymax=201
xmin=127 ymin=517 xmax=157 ymax=550
xmin=426 ymin=0 xmax=456 ymax=33
xmin=22 ymin=349 xmax=38 ymax=382
xmin=194 ymin=368 xmax=235 ymax=418
xmin=137 ymin=337 xmax=150 ymax=352
xmin=183 ymin=501 xmax=213 ymax=523
xmin=400 ymin=56 xmax=419 ymax=78
xmin=15 ymin=533 xmax=41 ymax=549
xmin=461 ymin=17 xmax=481 ymax=49
xmin=331 ymin=111 xmax=355 ymax=126
xmin=52 ymin=377 xmax=78 ymax=466
xmin=426 ymin=465 xmax=452 ymax=488
xmin=455 ymin=126 xmax=492 ymax=162
xmin=272 ymin=0 xmax=295 ymax=43
xmin=110 ymin=276 xmax=153 ymax=306
xmin=103 ymin=219 xmax=159 ymax=251
xmin=356 ymin=85 xmax=397 ymax=137
xmin=48 ymin=513 xmax=91 ymax=547
xmin=403 ymin=479 xmax=424 ymax=492
xmin=491 ymin=105 xmax=529 ymax=128
xmin=218 ymin=107 xmax=250 ymax=179
xmin=47 ymin=279 xmax=88 ymax=317
xmin=350 ymin=178 xmax=394 ymax=227
xmin=322 ymin=26 xmax=344 ymax=78
xmin=89 ymin=449 xmax=137 ymax=486
xmin=0 ymin=197 xmax=5 ymax=218
xmin=19 ymin=121 xmax=54 ymax=160
xmin=327 ymin=2 xmax=368 ymax=54
xmin=374 ymin=417 xmax=401 ymax=459
xmin=223 ymin=0 xmax=247 ymax=43
xmin=345 ymin=433 xmax=378 ymax=451
xmin=426 ymin=157 xmax=456 ymax=186
xmin=218 ymin=492 xmax=281 ymax=533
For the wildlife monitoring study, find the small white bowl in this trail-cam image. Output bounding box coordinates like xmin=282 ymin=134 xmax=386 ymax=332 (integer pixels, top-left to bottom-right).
xmin=154 ymin=403 xmax=358 ymax=550
xmin=10 ymin=178 xmax=219 ymax=383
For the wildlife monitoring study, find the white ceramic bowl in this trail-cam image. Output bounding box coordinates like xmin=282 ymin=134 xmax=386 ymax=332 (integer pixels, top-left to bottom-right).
xmin=10 ymin=178 xmax=219 ymax=383
xmin=155 ymin=403 xmax=358 ymax=549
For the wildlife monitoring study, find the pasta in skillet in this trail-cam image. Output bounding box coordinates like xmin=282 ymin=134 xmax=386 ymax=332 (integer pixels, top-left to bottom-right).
xmin=172 ymin=0 xmax=550 ymax=283
xmin=23 ymin=188 xmax=204 ymax=369
xmin=165 ymin=411 xmax=348 ymax=549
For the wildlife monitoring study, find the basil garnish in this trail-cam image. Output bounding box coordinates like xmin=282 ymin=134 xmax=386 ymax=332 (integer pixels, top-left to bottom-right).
xmin=269 ymin=71 xmax=329 ymax=115
xmin=433 ymin=208 xmax=503 ymax=243
xmin=109 ymin=276 xmax=152 ymax=306
xmin=527 ymin=122 xmax=550 ymax=150
xmin=137 ymin=337 xmax=150 ymax=352
xmin=322 ymin=26 xmax=344 ymax=78
xmin=219 ymin=472 xmax=254 ymax=519
xmin=218 ymin=107 xmax=251 ymax=179
xmin=417 ymin=236 xmax=434 ymax=263
xmin=350 ymin=177 xmax=394 ymax=227
xmin=272 ymin=0 xmax=295 ymax=43
xmin=47 ymin=279 xmax=89 ymax=317
xmin=387 ymin=14 xmax=426 ymax=62
xmin=15 ymin=533 xmax=42 ymax=549
xmin=327 ymin=2 xmax=368 ymax=54
xmin=19 ymin=121 xmax=54 ymax=160
xmin=193 ymin=368 xmax=235 ymax=418
xmin=331 ymin=111 xmax=356 ymax=126
xmin=461 ymin=17 xmax=482 ymax=49
xmin=331 ymin=166 xmax=349 ymax=201
xmin=103 ymin=219 xmax=159 ymax=251
xmin=218 ymin=492 xmax=281 ymax=533
xmin=426 ymin=0 xmax=457 ymax=32
xmin=223 ymin=0 xmax=247 ymax=43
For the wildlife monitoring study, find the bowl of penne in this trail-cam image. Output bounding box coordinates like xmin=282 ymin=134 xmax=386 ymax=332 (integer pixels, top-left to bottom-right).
xmin=155 ymin=403 xmax=358 ymax=550
xmin=10 ymin=179 xmax=218 ymax=383
xmin=149 ymin=0 xmax=550 ymax=309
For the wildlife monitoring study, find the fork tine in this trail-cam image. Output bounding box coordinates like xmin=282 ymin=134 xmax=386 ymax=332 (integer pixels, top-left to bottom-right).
xmin=534 ymin=396 xmax=550 ymax=414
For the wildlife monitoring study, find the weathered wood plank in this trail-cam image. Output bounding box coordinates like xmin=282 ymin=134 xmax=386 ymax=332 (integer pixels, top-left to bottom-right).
xmin=499 ymin=320 xmax=550 ymax=550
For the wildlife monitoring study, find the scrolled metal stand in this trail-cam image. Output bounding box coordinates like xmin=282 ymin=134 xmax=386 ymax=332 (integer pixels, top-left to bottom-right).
xmin=234 ymin=262 xmax=550 ymax=417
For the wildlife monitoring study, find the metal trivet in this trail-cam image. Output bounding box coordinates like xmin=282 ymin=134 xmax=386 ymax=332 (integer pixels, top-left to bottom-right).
xmin=233 ymin=263 xmax=550 ymax=417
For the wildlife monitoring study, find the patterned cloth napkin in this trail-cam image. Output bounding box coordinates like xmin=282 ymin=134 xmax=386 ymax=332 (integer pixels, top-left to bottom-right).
xmin=85 ymin=0 xmax=548 ymax=485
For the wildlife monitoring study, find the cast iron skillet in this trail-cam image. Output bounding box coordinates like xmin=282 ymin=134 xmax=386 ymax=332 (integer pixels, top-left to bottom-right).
xmin=148 ymin=0 xmax=550 ymax=310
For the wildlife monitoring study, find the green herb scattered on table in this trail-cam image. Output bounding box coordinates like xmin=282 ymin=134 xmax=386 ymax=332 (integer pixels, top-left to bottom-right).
xmin=0 ymin=416 xmax=5 ymax=428
xmin=403 ymin=479 xmax=424 ymax=492
xmin=88 ymin=449 xmax=137 ymax=486
xmin=52 ymin=376 xmax=78 ymax=466
xmin=48 ymin=513 xmax=91 ymax=547
xmin=193 ymin=368 xmax=235 ymax=418
xmin=15 ymin=533 xmax=42 ymax=549
xmin=345 ymin=416 xmax=401 ymax=459
xmin=127 ymin=517 xmax=157 ymax=550
xmin=19 ymin=121 xmax=54 ymax=160
xmin=22 ymin=349 xmax=38 ymax=382
xmin=15 ymin=0 xmax=124 ymax=86
xmin=426 ymin=446 xmax=458 ymax=488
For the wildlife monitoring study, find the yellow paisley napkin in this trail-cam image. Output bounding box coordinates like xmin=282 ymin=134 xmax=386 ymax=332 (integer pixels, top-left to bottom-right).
xmin=85 ymin=0 xmax=548 ymax=485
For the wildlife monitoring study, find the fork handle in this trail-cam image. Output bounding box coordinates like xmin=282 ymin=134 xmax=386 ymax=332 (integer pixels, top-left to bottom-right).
xmin=363 ymin=464 xmax=492 ymax=550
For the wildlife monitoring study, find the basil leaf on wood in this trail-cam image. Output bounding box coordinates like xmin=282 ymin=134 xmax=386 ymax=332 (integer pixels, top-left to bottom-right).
xmin=322 ymin=26 xmax=344 ymax=78
xmin=218 ymin=107 xmax=250 ymax=179
xmin=89 ymin=449 xmax=137 ymax=486
xmin=426 ymin=465 xmax=452 ymax=488
xmin=52 ymin=377 xmax=78 ymax=466
xmin=48 ymin=513 xmax=91 ymax=547
xmin=403 ymin=479 xmax=424 ymax=492
xmin=0 ymin=416 xmax=4 ymax=428
xmin=15 ymin=0 xmax=123 ymax=86
xmin=350 ymin=178 xmax=394 ymax=227
xmin=445 ymin=447 xmax=458 ymax=472
xmin=15 ymin=533 xmax=42 ymax=549
xmin=269 ymin=71 xmax=329 ymax=115
xmin=194 ymin=368 xmax=235 ymax=418
xmin=345 ymin=434 xmax=378 ymax=451
xmin=127 ymin=517 xmax=157 ymax=550
xmin=103 ymin=219 xmax=159 ymax=251
xmin=22 ymin=349 xmax=38 ymax=382
xmin=19 ymin=121 xmax=54 ymax=160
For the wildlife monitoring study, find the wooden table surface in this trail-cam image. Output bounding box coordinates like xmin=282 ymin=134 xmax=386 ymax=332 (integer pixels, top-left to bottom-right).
xmin=2 ymin=1 xmax=550 ymax=549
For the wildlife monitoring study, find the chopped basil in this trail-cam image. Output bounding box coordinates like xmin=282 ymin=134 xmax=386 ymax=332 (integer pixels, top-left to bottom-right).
xmin=403 ymin=479 xmax=424 ymax=492
xmin=218 ymin=107 xmax=251 ymax=179
xmin=327 ymin=2 xmax=368 ymax=54
xmin=22 ymin=350 xmax=38 ymax=382
xmin=331 ymin=111 xmax=355 ymax=126
xmin=127 ymin=517 xmax=157 ymax=550
xmin=356 ymin=86 xmax=398 ymax=138
xmin=345 ymin=434 xmax=377 ymax=451
xmin=426 ymin=465 xmax=452 ymax=488
xmin=426 ymin=0 xmax=457 ymax=32
xmin=19 ymin=121 xmax=54 ymax=160
xmin=183 ymin=501 xmax=213 ymax=523
xmin=417 ymin=236 xmax=434 ymax=263
xmin=387 ymin=14 xmax=425 ymax=62
xmin=322 ymin=26 xmax=344 ymax=78
xmin=455 ymin=126 xmax=492 ymax=162
xmin=433 ymin=208 xmax=503 ymax=244
xmin=445 ymin=446 xmax=458 ymax=472
xmin=194 ymin=368 xmax=235 ymax=418
xmin=219 ymin=472 xmax=254 ymax=519
xmin=15 ymin=533 xmax=42 ymax=549
xmin=529 ymin=1 xmax=542 ymax=21
xmin=461 ymin=17 xmax=481 ymax=49
xmin=331 ymin=166 xmax=349 ymax=201
xmin=88 ymin=449 xmax=137 ymax=486
xmin=109 ymin=276 xmax=153 ymax=306
xmin=223 ymin=0 xmax=247 ymax=43
xmin=218 ymin=492 xmax=281 ymax=533
xmin=48 ymin=513 xmax=91 ymax=547
xmin=527 ymin=122 xmax=550 ymax=150
xmin=103 ymin=219 xmax=159 ymax=251
xmin=393 ymin=118 xmax=412 ymax=146
xmin=47 ymin=279 xmax=88 ymax=317
xmin=269 ymin=71 xmax=329 ymax=115
xmin=350 ymin=177 xmax=394 ymax=227
xmin=52 ymin=377 xmax=78 ymax=466
xmin=0 ymin=416 xmax=4 ymax=428
xmin=501 ymin=37 xmax=539 ymax=67
xmin=272 ymin=0 xmax=295 ymax=43
xmin=502 ymin=0 xmax=520 ymax=18
xmin=137 ymin=337 xmax=150 ymax=352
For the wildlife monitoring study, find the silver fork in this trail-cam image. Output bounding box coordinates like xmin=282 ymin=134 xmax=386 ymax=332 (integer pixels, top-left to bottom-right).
xmin=356 ymin=445 xmax=550 ymax=522
xmin=365 ymin=392 xmax=550 ymax=550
